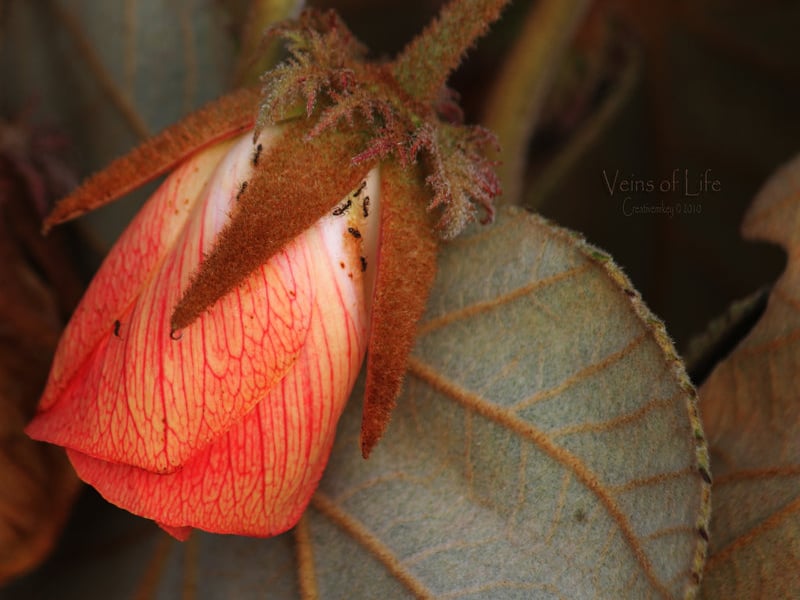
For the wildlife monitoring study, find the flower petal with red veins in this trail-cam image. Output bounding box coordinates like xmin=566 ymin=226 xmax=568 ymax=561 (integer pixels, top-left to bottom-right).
xmin=36 ymin=140 xmax=235 ymax=414
xmin=28 ymin=132 xmax=320 ymax=473
xmin=65 ymin=214 xmax=370 ymax=536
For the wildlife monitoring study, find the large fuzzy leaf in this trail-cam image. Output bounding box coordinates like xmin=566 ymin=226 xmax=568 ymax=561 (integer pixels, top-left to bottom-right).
xmin=303 ymin=206 xmax=709 ymax=598
xmin=6 ymin=207 xmax=709 ymax=599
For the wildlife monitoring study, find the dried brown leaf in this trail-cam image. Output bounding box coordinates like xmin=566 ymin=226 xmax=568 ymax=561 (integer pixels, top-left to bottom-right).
xmin=0 ymin=143 xmax=81 ymax=583
xmin=699 ymin=153 xmax=800 ymax=598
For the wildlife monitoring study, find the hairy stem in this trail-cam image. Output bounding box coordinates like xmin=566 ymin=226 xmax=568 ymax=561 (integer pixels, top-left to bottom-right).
xmin=392 ymin=0 xmax=511 ymax=103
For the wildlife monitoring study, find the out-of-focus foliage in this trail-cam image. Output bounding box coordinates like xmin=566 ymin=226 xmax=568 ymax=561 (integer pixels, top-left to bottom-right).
xmin=699 ymin=154 xmax=800 ymax=598
xmin=0 ymin=117 xmax=82 ymax=584
xmin=0 ymin=0 xmax=238 ymax=247
xmin=2 ymin=0 xmax=799 ymax=597
xmin=4 ymin=207 xmax=710 ymax=598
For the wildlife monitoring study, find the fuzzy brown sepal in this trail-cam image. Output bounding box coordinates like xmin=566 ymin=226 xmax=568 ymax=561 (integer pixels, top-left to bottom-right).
xmin=361 ymin=162 xmax=438 ymax=457
xmin=392 ymin=0 xmax=510 ymax=103
xmin=412 ymin=123 xmax=500 ymax=238
xmin=256 ymin=8 xmax=503 ymax=240
xmin=44 ymin=87 xmax=261 ymax=232
xmin=170 ymin=121 xmax=374 ymax=331
xmin=254 ymin=9 xmax=368 ymax=134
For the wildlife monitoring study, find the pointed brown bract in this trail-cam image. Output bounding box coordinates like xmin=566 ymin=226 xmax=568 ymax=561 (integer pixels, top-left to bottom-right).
xmin=361 ymin=162 xmax=438 ymax=457
xmin=44 ymin=87 xmax=261 ymax=231
xmin=392 ymin=0 xmax=511 ymax=103
xmin=170 ymin=121 xmax=374 ymax=331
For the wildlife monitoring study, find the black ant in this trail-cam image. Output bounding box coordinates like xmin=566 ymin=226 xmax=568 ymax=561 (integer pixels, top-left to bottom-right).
xmin=113 ymin=320 xmax=121 ymax=338
xmin=347 ymin=227 xmax=361 ymax=239
xmin=332 ymin=199 xmax=352 ymax=216
xmin=236 ymin=181 xmax=248 ymax=200
xmin=252 ymin=143 xmax=263 ymax=166
xmin=698 ymin=466 xmax=712 ymax=484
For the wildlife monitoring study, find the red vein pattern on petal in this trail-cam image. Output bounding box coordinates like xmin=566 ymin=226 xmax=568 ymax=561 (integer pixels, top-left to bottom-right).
xmin=28 ymin=132 xmax=321 ymax=473
xmin=37 ymin=140 xmax=235 ymax=413
xmin=65 ymin=218 xmax=368 ymax=536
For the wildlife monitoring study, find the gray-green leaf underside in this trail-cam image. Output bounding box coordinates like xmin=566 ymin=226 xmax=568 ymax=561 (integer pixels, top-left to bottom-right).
xmin=5 ymin=207 xmax=709 ymax=600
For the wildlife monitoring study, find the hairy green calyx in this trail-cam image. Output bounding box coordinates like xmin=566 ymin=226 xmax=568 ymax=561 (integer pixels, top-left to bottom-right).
xmin=254 ymin=8 xmax=502 ymax=239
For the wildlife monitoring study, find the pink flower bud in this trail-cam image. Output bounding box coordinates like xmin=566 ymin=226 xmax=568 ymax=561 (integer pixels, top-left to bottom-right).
xmin=26 ymin=130 xmax=379 ymax=539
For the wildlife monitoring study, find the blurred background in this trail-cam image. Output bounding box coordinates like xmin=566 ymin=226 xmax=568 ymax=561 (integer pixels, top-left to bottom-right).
xmin=3 ymin=0 xmax=798 ymax=351
xmin=1 ymin=0 xmax=799 ymax=590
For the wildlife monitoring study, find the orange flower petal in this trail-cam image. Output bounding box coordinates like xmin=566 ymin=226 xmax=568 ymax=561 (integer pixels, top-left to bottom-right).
xmin=63 ymin=214 xmax=370 ymax=536
xmin=28 ymin=132 xmax=323 ymax=473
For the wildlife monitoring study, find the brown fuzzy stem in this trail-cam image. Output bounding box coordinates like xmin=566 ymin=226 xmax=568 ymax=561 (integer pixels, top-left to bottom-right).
xmin=391 ymin=0 xmax=512 ymax=103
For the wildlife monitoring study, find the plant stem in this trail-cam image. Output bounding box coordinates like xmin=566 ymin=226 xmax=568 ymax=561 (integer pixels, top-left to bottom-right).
xmin=482 ymin=0 xmax=591 ymax=206
xmin=526 ymin=40 xmax=641 ymax=210
xmin=232 ymin=0 xmax=306 ymax=87
xmin=391 ymin=0 xmax=511 ymax=103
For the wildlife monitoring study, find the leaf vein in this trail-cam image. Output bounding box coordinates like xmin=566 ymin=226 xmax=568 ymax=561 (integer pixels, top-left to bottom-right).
xmin=311 ymin=492 xmax=435 ymax=599
xmin=549 ymin=393 xmax=675 ymax=438
xmin=706 ymin=494 xmax=800 ymax=572
xmin=133 ymin=533 xmax=173 ymax=600
xmin=48 ymin=0 xmax=151 ymax=139
xmin=407 ymin=356 xmax=672 ymax=597
xmin=737 ymin=324 xmax=800 ymax=356
xmin=512 ymin=331 xmax=648 ymax=411
xmin=417 ymin=264 xmax=590 ymax=336
xmin=714 ymin=465 xmax=800 ymax=486
xmin=294 ymin=514 xmax=319 ymax=600
xmin=645 ymin=525 xmax=696 ymax=542
xmin=609 ymin=467 xmax=696 ymax=495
